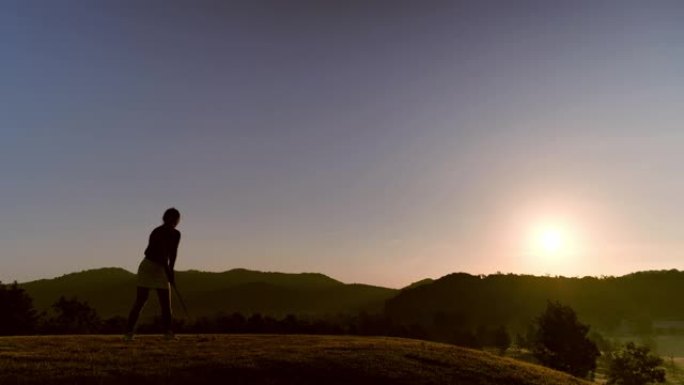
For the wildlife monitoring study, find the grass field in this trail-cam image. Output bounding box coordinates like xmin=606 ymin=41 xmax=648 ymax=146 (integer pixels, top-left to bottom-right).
xmin=0 ymin=334 xmax=591 ymax=385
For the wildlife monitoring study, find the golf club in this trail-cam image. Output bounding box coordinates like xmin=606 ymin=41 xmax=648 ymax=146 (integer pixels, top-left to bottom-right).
xmin=171 ymin=282 xmax=191 ymax=320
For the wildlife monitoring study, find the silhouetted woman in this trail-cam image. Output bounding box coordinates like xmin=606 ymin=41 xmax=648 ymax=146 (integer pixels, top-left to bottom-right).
xmin=124 ymin=207 xmax=181 ymax=341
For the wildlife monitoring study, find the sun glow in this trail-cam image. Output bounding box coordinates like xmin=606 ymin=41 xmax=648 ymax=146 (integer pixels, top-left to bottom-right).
xmin=514 ymin=204 xmax=595 ymax=276
xmin=538 ymin=227 xmax=564 ymax=255
xmin=529 ymin=222 xmax=576 ymax=262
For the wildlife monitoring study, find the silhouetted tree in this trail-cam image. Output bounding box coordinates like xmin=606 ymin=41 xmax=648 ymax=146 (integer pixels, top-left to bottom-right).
xmin=475 ymin=324 xmax=490 ymax=346
xmin=247 ymin=313 xmax=265 ymax=333
xmin=449 ymin=329 xmax=481 ymax=348
xmin=430 ymin=311 xmax=471 ymax=343
xmin=47 ymin=296 xmax=101 ymax=334
xmin=357 ymin=311 xmax=394 ymax=336
xmin=492 ymin=326 xmax=512 ymax=355
xmin=474 ymin=324 xmax=510 ymax=352
xmin=530 ymin=301 xmax=600 ymax=378
xmin=589 ymin=330 xmax=614 ymax=354
xmin=279 ymin=314 xmax=300 ymax=333
xmin=606 ymin=342 xmax=666 ymax=385
xmin=189 ymin=316 xmax=216 ymax=333
xmin=100 ymin=316 xmax=127 ymax=334
xmin=137 ymin=315 xmax=186 ymax=334
xmin=221 ymin=312 xmax=247 ymax=333
xmin=0 ymin=282 xmax=38 ymax=335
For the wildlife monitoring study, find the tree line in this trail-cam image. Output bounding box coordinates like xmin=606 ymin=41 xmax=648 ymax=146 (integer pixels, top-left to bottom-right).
xmin=1 ymin=281 xmax=510 ymax=350
xmin=386 ymin=270 xmax=684 ymax=334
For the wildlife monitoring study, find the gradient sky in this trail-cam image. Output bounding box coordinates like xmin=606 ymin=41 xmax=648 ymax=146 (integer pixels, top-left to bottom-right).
xmin=2 ymin=1 xmax=684 ymax=288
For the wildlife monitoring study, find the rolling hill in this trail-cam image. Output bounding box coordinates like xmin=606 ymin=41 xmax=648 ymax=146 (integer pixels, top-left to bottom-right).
xmin=0 ymin=335 xmax=591 ymax=385
xmin=385 ymin=269 xmax=684 ymax=336
xmin=21 ymin=267 xmax=684 ymax=336
xmin=20 ymin=267 xmax=396 ymax=319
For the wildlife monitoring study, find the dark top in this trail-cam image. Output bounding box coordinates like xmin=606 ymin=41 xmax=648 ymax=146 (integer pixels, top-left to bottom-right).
xmin=144 ymin=225 xmax=181 ymax=269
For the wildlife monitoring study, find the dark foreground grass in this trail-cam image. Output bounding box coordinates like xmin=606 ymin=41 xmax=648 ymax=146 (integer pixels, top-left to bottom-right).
xmin=0 ymin=335 xmax=589 ymax=385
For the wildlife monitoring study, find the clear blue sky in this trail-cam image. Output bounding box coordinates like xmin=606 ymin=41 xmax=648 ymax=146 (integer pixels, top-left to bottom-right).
xmin=2 ymin=1 xmax=684 ymax=287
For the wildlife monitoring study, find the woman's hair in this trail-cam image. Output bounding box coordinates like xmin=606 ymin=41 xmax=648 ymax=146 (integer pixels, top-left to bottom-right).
xmin=163 ymin=207 xmax=181 ymax=225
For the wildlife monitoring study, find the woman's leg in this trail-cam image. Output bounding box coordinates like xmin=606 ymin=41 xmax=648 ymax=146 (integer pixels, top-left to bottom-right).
xmin=126 ymin=287 xmax=150 ymax=334
xmin=156 ymin=288 xmax=172 ymax=334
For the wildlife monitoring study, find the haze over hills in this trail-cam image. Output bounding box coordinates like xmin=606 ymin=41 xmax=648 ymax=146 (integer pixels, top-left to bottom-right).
xmin=19 ymin=268 xmax=396 ymax=319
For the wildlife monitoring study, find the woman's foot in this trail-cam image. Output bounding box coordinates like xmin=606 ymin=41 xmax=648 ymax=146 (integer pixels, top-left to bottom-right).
xmin=164 ymin=332 xmax=178 ymax=341
xmin=123 ymin=333 xmax=135 ymax=342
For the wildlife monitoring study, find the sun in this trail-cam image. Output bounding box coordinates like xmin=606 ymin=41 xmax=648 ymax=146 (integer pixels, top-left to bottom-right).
xmin=531 ymin=225 xmax=569 ymax=258
xmin=523 ymin=216 xmax=587 ymax=275
xmin=538 ymin=227 xmax=564 ymax=254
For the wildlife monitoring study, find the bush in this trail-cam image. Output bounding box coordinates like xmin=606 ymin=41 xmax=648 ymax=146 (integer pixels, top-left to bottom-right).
xmin=0 ymin=282 xmax=38 ymax=335
xmin=492 ymin=326 xmax=511 ymax=354
xmin=606 ymin=342 xmax=665 ymax=385
xmin=589 ymin=330 xmax=614 ymax=354
xmin=475 ymin=325 xmax=511 ymax=354
xmin=529 ymin=301 xmax=600 ymax=378
xmin=45 ymin=296 xmax=101 ymax=334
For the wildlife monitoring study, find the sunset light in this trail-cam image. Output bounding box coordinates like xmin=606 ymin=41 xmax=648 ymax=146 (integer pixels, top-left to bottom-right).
xmin=526 ymin=220 xmax=581 ymax=270
xmin=538 ymin=227 xmax=565 ymax=255
xmin=4 ymin=2 xmax=684 ymax=383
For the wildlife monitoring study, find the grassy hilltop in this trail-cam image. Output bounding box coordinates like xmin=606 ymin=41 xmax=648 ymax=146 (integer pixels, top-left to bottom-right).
xmin=0 ymin=335 xmax=588 ymax=385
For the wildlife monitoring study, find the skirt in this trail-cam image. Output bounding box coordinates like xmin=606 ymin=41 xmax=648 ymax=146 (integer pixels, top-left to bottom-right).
xmin=137 ymin=258 xmax=170 ymax=289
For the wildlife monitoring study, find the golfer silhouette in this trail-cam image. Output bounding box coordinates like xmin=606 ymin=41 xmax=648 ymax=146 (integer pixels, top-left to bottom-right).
xmin=124 ymin=207 xmax=181 ymax=341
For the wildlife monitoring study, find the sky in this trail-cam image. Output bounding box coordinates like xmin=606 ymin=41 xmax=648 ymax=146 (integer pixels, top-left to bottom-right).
xmin=2 ymin=1 xmax=684 ymax=288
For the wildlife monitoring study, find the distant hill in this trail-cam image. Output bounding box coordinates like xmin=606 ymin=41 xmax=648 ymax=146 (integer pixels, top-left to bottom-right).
xmin=21 ymin=268 xmax=137 ymax=319
xmin=402 ymin=278 xmax=434 ymax=290
xmin=0 ymin=335 xmax=590 ymax=385
xmin=385 ymin=270 xmax=684 ymax=336
xmin=20 ymin=267 xmax=396 ymax=319
xmin=22 ymin=267 xmax=684 ymax=335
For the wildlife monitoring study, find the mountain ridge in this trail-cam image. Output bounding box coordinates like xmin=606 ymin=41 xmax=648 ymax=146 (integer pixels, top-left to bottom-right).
xmin=19 ymin=266 xmax=684 ymax=335
xmin=19 ymin=267 xmax=396 ymax=319
xmin=386 ymin=269 xmax=684 ymax=337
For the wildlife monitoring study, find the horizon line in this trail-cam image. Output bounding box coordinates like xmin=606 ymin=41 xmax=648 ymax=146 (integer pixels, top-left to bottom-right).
xmin=9 ymin=266 xmax=684 ymax=290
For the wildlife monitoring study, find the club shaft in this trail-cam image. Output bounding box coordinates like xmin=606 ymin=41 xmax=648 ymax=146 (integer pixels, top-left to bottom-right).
xmin=172 ymin=284 xmax=190 ymax=319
